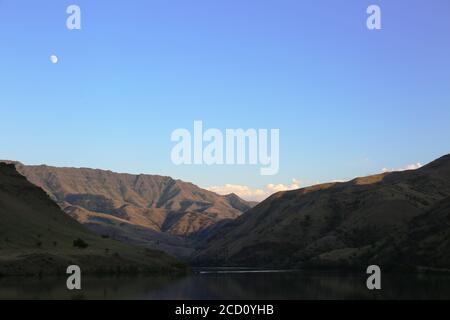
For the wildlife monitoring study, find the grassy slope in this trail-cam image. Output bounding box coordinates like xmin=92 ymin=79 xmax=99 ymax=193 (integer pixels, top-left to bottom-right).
xmin=0 ymin=163 xmax=187 ymax=276
xmin=3 ymin=162 xmax=254 ymax=258
xmin=193 ymin=154 xmax=450 ymax=271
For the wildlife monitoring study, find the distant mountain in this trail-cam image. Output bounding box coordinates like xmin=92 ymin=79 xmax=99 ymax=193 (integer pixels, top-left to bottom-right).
xmin=0 ymin=163 xmax=186 ymax=276
xmin=5 ymin=162 xmax=254 ymax=258
xmin=193 ymin=154 xmax=450 ymax=271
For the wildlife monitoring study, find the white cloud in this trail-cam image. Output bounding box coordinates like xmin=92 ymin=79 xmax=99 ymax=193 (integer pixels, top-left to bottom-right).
xmin=207 ymin=179 xmax=301 ymax=202
xmin=331 ymin=179 xmax=346 ymax=183
xmin=266 ymin=179 xmax=301 ymax=193
xmin=381 ymin=162 xmax=422 ymax=173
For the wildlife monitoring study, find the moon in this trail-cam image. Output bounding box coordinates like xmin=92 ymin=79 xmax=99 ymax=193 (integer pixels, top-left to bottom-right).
xmin=50 ymin=55 xmax=58 ymax=64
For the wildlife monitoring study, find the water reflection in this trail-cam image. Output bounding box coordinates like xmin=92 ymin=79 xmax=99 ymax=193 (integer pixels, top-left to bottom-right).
xmin=1 ymin=270 xmax=450 ymax=300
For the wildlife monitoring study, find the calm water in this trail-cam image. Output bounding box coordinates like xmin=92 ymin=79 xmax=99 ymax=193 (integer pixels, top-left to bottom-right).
xmin=1 ymin=269 xmax=450 ymax=300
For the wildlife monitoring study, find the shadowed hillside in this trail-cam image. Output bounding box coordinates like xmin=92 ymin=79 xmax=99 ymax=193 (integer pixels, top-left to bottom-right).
xmin=0 ymin=163 xmax=186 ymax=276
xmin=193 ymin=154 xmax=450 ymax=271
xmin=362 ymin=196 xmax=450 ymax=271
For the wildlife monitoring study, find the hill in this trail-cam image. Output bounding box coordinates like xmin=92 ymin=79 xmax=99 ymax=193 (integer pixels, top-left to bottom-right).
xmin=193 ymin=154 xmax=450 ymax=271
xmin=0 ymin=163 xmax=186 ymax=276
xmin=4 ymin=162 xmax=254 ymax=258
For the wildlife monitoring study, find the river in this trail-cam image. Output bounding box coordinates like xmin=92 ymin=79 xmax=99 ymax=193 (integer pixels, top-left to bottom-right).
xmin=1 ymin=269 xmax=450 ymax=300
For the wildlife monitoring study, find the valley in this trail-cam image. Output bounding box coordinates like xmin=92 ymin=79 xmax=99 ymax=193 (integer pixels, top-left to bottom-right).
xmin=1 ymin=153 xmax=450 ymax=275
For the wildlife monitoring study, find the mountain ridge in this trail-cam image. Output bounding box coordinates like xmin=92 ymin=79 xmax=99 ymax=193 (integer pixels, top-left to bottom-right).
xmin=193 ymin=153 xmax=450 ymax=271
xmin=0 ymin=163 xmax=186 ymax=276
xmin=1 ymin=161 xmax=254 ymax=258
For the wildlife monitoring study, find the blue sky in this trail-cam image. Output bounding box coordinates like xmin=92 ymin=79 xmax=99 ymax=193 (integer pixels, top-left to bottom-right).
xmin=0 ymin=0 xmax=449 ymax=200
